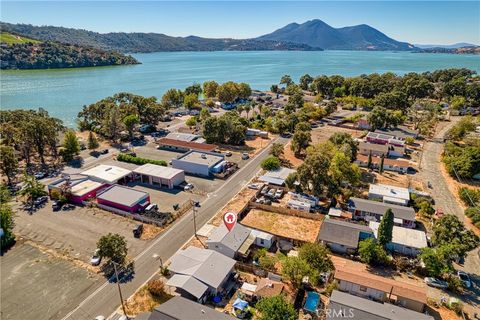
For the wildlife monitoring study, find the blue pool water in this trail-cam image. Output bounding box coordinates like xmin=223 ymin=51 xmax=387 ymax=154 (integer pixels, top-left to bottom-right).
xmin=304 ymin=291 xmax=320 ymax=312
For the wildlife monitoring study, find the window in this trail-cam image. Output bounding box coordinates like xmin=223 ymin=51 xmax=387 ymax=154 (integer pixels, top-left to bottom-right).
xmin=260 ymin=239 xmax=264 ymax=245
xmin=359 ymin=286 xmax=367 ymax=292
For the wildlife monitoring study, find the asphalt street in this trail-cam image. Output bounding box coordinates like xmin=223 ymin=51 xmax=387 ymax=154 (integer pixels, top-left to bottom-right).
xmin=61 ymin=137 xmax=288 ymax=320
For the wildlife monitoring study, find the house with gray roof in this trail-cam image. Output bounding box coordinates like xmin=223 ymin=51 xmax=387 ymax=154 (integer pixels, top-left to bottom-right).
xmin=318 ymin=218 xmax=373 ymax=254
xmin=327 ymin=290 xmax=433 ymax=320
xmin=140 ymin=296 xmax=232 ymax=320
xmin=348 ymin=197 xmax=416 ymax=228
xmin=166 ymin=246 xmax=236 ymax=302
xmin=369 ymin=221 xmax=427 ymax=257
xmin=207 ymin=223 xmax=255 ymax=259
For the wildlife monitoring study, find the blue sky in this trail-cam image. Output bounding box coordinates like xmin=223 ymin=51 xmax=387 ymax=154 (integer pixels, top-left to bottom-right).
xmin=1 ymin=1 xmax=479 ymax=44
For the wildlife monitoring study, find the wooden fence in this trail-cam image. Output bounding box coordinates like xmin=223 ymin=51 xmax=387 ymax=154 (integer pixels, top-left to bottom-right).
xmin=248 ymin=202 xmax=324 ymax=221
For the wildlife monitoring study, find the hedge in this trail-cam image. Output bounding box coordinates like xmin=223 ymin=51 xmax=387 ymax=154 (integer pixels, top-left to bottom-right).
xmin=117 ymin=153 xmax=167 ymax=166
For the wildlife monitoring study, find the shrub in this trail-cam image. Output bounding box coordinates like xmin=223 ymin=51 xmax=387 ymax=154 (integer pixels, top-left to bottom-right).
xmin=259 ymin=255 xmax=277 ymax=270
xmin=458 ymin=187 xmax=480 ymax=206
xmin=117 ymin=153 xmax=167 ymax=166
xmin=261 ymin=156 xmax=281 ymax=171
xmin=147 ymin=279 xmax=165 ymax=297
xmin=325 ymin=280 xmax=338 ymax=297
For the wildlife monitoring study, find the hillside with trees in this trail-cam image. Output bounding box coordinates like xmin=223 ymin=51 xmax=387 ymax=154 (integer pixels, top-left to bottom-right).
xmin=0 ymin=31 xmax=139 ymax=69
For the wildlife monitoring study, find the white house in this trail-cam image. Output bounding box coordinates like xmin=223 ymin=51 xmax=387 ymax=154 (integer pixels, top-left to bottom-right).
xmin=369 ymin=221 xmax=427 ymax=256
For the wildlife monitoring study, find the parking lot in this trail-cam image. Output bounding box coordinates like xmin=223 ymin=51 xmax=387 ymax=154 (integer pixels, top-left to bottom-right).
xmin=12 ymin=201 xmax=150 ymax=263
xmin=1 ymin=242 xmax=102 ymax=320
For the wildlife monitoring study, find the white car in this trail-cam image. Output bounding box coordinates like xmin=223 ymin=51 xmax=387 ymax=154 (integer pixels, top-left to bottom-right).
xmin=90 ymin=249 xmax=101 ymax=266
xmin=248 ymin=183 xmax=261 ymax=190
xmin=457 ymin=271 xmax=471 ymax=288
xmin=424 ymin=277 xmax=448 ymax=289
xmin=184 ymin=183 xmax=194 ymax=191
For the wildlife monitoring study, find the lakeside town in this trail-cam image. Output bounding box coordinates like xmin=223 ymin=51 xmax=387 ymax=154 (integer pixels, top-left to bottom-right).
xmin=1 ymin=69 xmax=480 ymax=320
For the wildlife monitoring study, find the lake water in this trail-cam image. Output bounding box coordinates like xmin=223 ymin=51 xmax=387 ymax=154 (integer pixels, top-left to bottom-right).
xmin=1 ymin=50 xmax=479 ymax=126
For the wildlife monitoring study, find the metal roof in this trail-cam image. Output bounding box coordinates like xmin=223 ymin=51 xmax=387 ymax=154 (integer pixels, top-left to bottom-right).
xmin=369 ymin=221 xmax=428 ymax=249
xmin=319 ymin=218 xmax=373 ymax=248
xmin=166 ymin=274 xmax=208 ymax=299
xmin=149 ymin=296 xmax=232 ymax=320
xmin=133 ymin=163 xmax=184 ymax=179
xmin=169 ymin=246 xmax=236 ymax=289
xmin=81 ymin=165 xmax=132 ymax=184
xmin=96 ymin=185 xmax=149 ymax=207
xmin=328 ymin=290 xmax=433 ymax=320
xmin=349 ymin=197 xmax=415 ymax=221
xmin=165 ymin=132 xmax=199 ymax=142
xmin=259 ymin=167 xmax=296 ymax=185
xmin=368 ymin=184 xmax=410 ymax=201
xmin=207 ymin=223 xmax=252 ymax=252
xmin=176 ymin=151 xmax=225 ymax=167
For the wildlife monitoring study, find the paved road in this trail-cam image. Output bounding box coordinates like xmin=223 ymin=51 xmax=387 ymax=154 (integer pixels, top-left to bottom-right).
xmin=419 ymin=118 xmax=480 ymax=313
xmin=61 ymin=137 xmax=287 ymax=320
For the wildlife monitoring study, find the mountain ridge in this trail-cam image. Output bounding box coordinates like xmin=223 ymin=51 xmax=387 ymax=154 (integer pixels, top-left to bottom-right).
xmin=257 ymin=19 xmax=415 ymax=50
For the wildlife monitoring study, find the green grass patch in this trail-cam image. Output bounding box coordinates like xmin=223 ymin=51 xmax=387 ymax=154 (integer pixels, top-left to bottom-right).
xmin=117 ymin=153 xmax=167 ymax=166
xmin=0 ymin=32 xmax=41 ymax=45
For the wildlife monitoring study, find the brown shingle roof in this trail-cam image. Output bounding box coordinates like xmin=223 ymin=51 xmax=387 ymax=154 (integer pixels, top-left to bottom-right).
xmin=334 ymin=269 xmax=427 ymax=304
xmin=157 ymin=138 xmax=217 ymax=152
xmin=255 ymin=278 xmax=284 ymax=298
xmin=356 ymin=154 xmax=409 ymax=168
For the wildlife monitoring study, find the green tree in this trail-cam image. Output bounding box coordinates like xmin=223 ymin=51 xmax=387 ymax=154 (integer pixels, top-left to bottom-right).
xmin=432 ymin=214 xmax=479 ymax=259
xmin=18 ymin=174 xmax=47 ymax=208
xmin=185 ymin=116 xmax=197 ymax=127
xmin=270 ymin=142 xmax=284 ymax=158
xmin=291 ymin=130 xmax=311 ymax=155
xmin=377 ymin=209 xmax=394 ymax=247
xmin=299 ymin=74 xmax=313 ymax=90
xmin=281 ymin=256 xmax=315 ymax=287
xmin=328 ymin=132 xmax=358 ymax=161
xmin=358 ymin=238 xmax=388 ymax=265
xmin=261 ymin=156 xmax=281 ymax=171
xmin=199 ymin=108 xmax=211 ymax=122
xmin=183 ymin=93 xmax=200 ymax=110
xmin=184 ymin=83 xmax=202 ymax=96
xmin=280 ymin=75 xmax=293 ymax=87
xmin=0 ymin=145 xmax=18 ymax=185
xmin=203 ymin=81 xmax=219 ymax=98
xmin=298 ymin=243 xmax=334 ymax=273
xmin=97 ymin=233 xmax=128 ymax=265
xmin=87 ymin=131 xmax=99 ymax=150
xmin=255 ymin=295 xmax=297 ymax=320
xmin=419 ymin=246 xmax=453 ymax=277
xmin=270 ymin=84 xmax=279 ymax=93
xmin=123 ymin=114 xmax=139 ymax=140
xmin=0 ymin=185 xmax=11 ymax=205
xmin=61 ymin=130 xmax=80 ymax=162
xmin=0 ymin=204 xmax=15 ymax=249
xmin=367 ymin=151 xmax=372 ymax=169
xmin=217 ymin=81 xmax=239 ymax=103
xmin=379 ymin=154 xmax=385 ymax=173
xmin=237 ymin=83 xmax=252 ymax=100
xmin=161 ymin=88 xmax=184 ymax=108
xmin=102 ymin=107 xmax=124 ymax=142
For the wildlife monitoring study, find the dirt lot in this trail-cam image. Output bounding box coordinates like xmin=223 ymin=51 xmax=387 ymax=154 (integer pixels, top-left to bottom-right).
xmin=1 ymin=242 xmax=102 ymax=320
xmin=311 ymin=125 xmax=365 ymax=144
xmin=13 ymin=201 xmax=151 ymax=263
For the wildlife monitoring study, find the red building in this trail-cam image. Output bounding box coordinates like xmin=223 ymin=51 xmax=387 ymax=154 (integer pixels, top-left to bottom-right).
xmin=48 ymin=175 xmax=106 ymax=204
xmin=96 ymin=185 xmax=150 ymax=213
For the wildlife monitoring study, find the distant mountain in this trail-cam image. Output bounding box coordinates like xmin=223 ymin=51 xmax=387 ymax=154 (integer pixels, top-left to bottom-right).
xmin=257 ymin=19 xmax=415 ymax=51
xmin=0 ymin=22 xmax=321 ymax=53
xmin=0 ymin=31 xmax=139 ymax=69
xmin=415 ymin=43 xmax=479 ymax=49
xmin=417 ymin=46 xmax=480 ymax=55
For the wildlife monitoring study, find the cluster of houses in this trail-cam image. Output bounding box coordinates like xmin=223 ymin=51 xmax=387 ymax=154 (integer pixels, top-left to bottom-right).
xmin=354 ymin=126 xmax=418 ymax=174
xmin=141 ymin=175 xmax=434 ymax=320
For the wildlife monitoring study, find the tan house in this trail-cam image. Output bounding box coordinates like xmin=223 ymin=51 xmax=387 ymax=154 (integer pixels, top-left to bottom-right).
xmin=334 ymin=268 xmax=427 ymax=313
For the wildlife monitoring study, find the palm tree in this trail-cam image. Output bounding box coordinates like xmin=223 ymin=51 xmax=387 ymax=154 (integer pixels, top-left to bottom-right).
xmin=19 ymin=174 xmax=47 ymax=210
xmin=244 ymin=104 xmax=251 ymax=119
xmin=237 ymin=105 xmax=244 ymax=117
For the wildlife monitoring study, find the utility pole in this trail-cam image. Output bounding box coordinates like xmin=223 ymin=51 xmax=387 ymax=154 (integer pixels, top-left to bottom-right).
xmin=191 ymin=200 xmax=201 ymax=237
xmin=112 ymin=261 xmax=129 ymax=319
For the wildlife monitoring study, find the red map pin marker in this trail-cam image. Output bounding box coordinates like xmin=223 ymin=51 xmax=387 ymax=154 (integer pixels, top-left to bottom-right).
xmin=223 ymin=212 xmax=237 ymax=232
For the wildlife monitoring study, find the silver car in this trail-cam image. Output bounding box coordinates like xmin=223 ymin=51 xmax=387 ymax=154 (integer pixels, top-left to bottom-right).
xmin=424 ymin=277 xmax=448 ymax=289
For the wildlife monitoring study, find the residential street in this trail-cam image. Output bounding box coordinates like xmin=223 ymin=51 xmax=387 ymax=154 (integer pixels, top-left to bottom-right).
xmin=419 ymin=118 xmax=480 ymax=312
xmin=60 ymin=137 xmax=288 ymax=320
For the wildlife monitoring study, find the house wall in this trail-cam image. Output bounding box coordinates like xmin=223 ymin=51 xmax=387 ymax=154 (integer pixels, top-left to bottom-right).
xmin=139 ymin=171 xmax=185 ymax=189
xmin=359 ymin=148 xmax=387 ymax=157
xmin=350 ymin=209 xmax=415 ymax=229
xmin=97 ymin=195 xmax=150 ymax=213
xmin=159 ymin=144 xmax=190 ymax=153
xmin=172 ymin=159 xmax=210 ymax=176
xmin=254 ymin=236 xmax=274 ymax=249
xmin=337 ymin=280 xmax=386 ymax=302
xmin=387 ymin=242 xmax=420 ymax=257
xmin=324 ymin=242 xmax=355 ymax=254
xmin=396 ymin=297 xmax=425 ymax=313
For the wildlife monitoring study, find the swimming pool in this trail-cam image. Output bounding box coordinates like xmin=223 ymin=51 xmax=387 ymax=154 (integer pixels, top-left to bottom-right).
xmin=304 ymin=291 xmax=320 ymax=313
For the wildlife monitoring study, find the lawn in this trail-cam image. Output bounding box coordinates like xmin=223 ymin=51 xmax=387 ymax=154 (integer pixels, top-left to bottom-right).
xmin=0 ymin=32 xmax=41 ymax=45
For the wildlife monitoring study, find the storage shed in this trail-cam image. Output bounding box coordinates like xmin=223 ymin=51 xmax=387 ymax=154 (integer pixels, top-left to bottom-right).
xmin=81 ymin=164 xmax=132 ymax=185
xmin=133 ymin=163 xmax=185 ymax=189
xmin=172 ymin=151 xmax=225 ymax=176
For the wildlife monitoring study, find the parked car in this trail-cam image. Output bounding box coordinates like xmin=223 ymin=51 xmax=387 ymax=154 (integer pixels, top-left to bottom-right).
xmin=62 ymin=204 xmax=75 ymax=211
xmin=184 ymin=183 xmax=194 ymax=191
xmin=34 ymin=196 xmax=48 ymax=206
xmin=52 ymin=200 xmax=63 ymax=211
xmin=457 ymin=271 xmax=471 ymax=288
xmin=424 ymin=277 xmax=448 ymax=289
xmin=267 ymin=188 xmax=276 ymax=198
xmin=133 ymin=224 xmax=144 ymax=238
xmin=248 ymin=183 xmax=261 ymax=190
xmin=225 ymin=151 xmax=232 ymax=157
xmin=100 ymin=149 xmax=109 ymax=154
xmin=241 ymin=153 xmax=250 ymax=160
xmin=275 ymin=189 xmax=284 ymax=199
xmin=90 ymin=249 xmax=102 ymax=266
xmin=427 ymin=181 xmax=432 ymax=188
xmin=260 ymin=186 xmax=269 ymax=196
xmin=34 ymin=172 xmax=46 ymax=179
xmin=145 ymin=203 xmax=158 ymax=213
